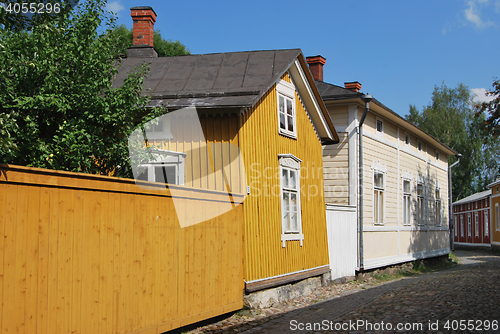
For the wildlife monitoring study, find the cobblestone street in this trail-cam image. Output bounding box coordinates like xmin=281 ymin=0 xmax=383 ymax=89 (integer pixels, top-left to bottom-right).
xmin=185 ymin=250 xmax=500 ymax=334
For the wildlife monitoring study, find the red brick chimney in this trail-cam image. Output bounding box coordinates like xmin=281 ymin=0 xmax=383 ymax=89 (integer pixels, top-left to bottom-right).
xmin=344 ymin=81 xmax=362 ymax=92
xmin=131 ymin=6 xmax=157 ymax=47
xmin=306 ymin=56 xmax=326 ymax=81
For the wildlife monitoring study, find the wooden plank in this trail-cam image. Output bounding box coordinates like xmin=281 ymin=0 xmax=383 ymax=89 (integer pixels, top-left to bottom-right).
xmin=199 ymin=116 xmax=209 ymax=190
xmin=245 ymin=266 xmax=330 ymax=292
xmin=229 ymin=114 xmax=240 ymax=194
xmin=206 ymin=115 xmax=215 ymax=191
xmin=36 ymin=187 xmax=50 ymax=334
xmin=0 ymin=184 xmax=6 ymax=333
xmin=112 ymin=192 xmax=125 ymax=334
xmin=123 ymin=193 xmax=135 ymax=333
xmin=47 ymin=188 xmax=60 ymax=334
xmin=90 ymin=191 xmax=101 ymax=334
xmin=183 ymin=114 xmax=193 ymax=187
xmin=98 ymin=191 xmax=113 ymax=333
xmin=25 ymin=186 xmax=40 ymax=334
xmin=71 ymin=190 xmax=84 ymax=334
xmin=191 ymin=114 xmax=202 ymax=189
xmin=214 ymin=115 xmax=223 ymax=191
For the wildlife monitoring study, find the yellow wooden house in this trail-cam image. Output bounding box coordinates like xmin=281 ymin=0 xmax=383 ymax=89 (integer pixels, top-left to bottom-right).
xmin=487 ymin=179 xmax=500 ymax=250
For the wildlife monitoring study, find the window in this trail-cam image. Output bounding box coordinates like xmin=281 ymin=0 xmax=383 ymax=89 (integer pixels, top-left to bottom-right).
xmin=496 ymin=204 xmax=499 ymax=232
xmin=376 ymin=119 xmax=383 ymax=133
xmin=417 ymin=183 xmax=424 ymax=225
xmin=144 ymin=118 xmax=173 ymax=140
xmin=460 ymin=216 xmax=464 ymax=237
xmin=374 ymin=172 xmax=385 ymax=224
xmin=418 ymin=141 xmax=422 ymax=151
xmin=403 ymin=180 xmax=411 ymax=225
xmin=485 ymin=211 xmax=489 ymax=237
xmin=135 ymin=149 xmax=186 ymax=185
xmin=405 ymin=134 xmax=410 ymax=145
xmin=436 ymin=151 xmax=439 ymax=161
xmin=435 ymin=188 xmax=441 ymax=226
xmin=467 ymin=214 xmax=471 ymax=237
xmin=279 ymin=154 xmax=303 ymax=247
xmin=475 ymin=212 xmax=479 ymax=237
xmin=454 ymin=217 xmax=458 ymax=237
xmin=277 ymin=80 xmax=296 ymax=138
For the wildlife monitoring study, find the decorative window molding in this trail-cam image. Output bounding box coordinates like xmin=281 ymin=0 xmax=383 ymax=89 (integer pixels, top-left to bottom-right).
xmin=376 ymin=118 xmax=384 ymax=135
xmin=467 ymin=214 xmax=472 ymax=237
xmin=279 ymin=154 xmax=303 ymax=247
xmin=403 ymin=179 xmax=411 ymax=226
xmin=435 ymin=187 xmax=442 ymax=226
xmin=417 ymin=182 xmax=425 ymax=226
xmin=460 ymin=215 xmax=464 ymax=237
xmin=136 ymin=149 xmax=186 ymax=185
xmin=485 ymin=211 xmax=489 ymax=237
xmin=277 ymin=80 xmax=297 ymax=139
xmin=475 ymin=212 xmax=479 ymax=237
xmin=373 ymin=170 xmax=385 ymax=225
xmin=454 ymin=217 xmax=458 ymax=237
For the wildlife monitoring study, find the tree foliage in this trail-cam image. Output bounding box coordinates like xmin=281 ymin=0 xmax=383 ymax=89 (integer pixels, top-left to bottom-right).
xmin=406 ymin=82 xmax=500 ymax=201
xmin=0 ymin=0 xmax=164 ymax=176
xmin=110 ymin=24 xmax=190 ymax=58
xmin=477 ymin=78 xmax=500 ymax=138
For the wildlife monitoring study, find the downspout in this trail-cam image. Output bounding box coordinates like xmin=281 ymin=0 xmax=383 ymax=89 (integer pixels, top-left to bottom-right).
xmin=449 ymin=153 xmax=462 ymax=251
xmin=358 ymin=94 xmax=373 ymax=270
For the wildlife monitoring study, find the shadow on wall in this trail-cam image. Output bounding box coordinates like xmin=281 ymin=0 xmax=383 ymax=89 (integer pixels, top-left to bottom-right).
xmin=407 ymin=164 xmax=448 ymax=256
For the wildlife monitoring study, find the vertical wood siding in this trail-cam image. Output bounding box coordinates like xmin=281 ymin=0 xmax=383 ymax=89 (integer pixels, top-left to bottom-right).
xmin=0 ymin=165 xmax=244 ymax=334
xmin=240 ymin=73 xmax=330 ymax=282
xmin=152 ymin=112 xmax=243 ymax=194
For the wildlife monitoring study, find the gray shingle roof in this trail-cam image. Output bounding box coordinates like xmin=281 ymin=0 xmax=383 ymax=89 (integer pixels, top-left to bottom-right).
xmin=113 ymin=49 xmax=302 ymax=108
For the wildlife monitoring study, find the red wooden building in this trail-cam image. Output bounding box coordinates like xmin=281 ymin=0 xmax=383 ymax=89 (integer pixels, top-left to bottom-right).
xmin=453 ymin=189 xmax=491 ymax=248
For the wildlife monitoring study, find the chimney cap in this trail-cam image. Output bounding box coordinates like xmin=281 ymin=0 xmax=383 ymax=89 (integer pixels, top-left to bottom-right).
xmin=130 ymin=6 xmax=157 ymax=16
xmin=306 ymin=55 xmax=326 ymax=65
xmin=344 ymin=81 xmax=362 ymax=92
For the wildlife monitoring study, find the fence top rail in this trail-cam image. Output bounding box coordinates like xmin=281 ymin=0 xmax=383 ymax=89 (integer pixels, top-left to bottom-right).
xmin=0 ymin=164 xmax=245 ymax=203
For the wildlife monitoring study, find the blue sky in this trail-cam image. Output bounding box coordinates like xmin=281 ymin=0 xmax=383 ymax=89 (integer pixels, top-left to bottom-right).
xmin=106 ymin=0 xmax=500 ymax=117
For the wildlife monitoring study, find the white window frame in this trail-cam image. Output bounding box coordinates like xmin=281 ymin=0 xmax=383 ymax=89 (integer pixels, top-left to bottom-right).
xmin=496 ymin=203 xmax=500 ymax=232
xmin=475 ymin=212 xmax=479 ymax=237
xmin=485 ymin=211 xmax=489 ymax=237
xmin=460 ymin=215 xmax=464 ymax=237
xmin=454 ymin=216 xmax=458 ymax=237
xmin=417 ymin=182 xmax=425 ymax=226
xmin=373 ymin=170 xmax=385 ymax=225
xmin=435 ymin=187 xmax=442 ymax=226
xmin=279 ymin=154 xmax=303 ymax=247
xmin=467 ymin=214 xmax=471 ymax=237
xmin=277 ymin=80 xmax=297 ymax=139
xmin=136 ymin=149 xmax=186 ymax=185
xmin=402 ymin=178 xmax=411 ymax=226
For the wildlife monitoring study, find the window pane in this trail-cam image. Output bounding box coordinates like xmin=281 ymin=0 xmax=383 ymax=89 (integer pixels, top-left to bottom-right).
xmin=435 ymin=189 xmax=440 ymax=198
xmin=283 ymin=192 xmax=289 ymax=212
xmin=379 ymin=191 xmax=384 ymax=223
xmin=289 ymin=170 xmax=296 ymax=189
xmin=290 ymin=213 xmax=297 ymax=232
xmin=290 ymin=193 xmax=297 ymax=213
xmin=282 ymin=169 xmax=288 ymax=188
xmin=417 ymin=184 xmax=423 ymax=196
xmin=136 ymin=166 xmax=148 ymax=181
xmin=374 ymin=190 xmax=379 ymax=223
xmin=374 ymin=173 xmax=383 ymax=188
xmin=403 ymin=180 xmax=410 ymax=194
xmin=376 ymin=120 xmax=383 ymax=132
xmin=287 ymin=116 xmax=294 ymax=132
xmin=279 ymin=113 xmax=286 ymax=130
xmin=286 ymin=98 xmax=293 ymax=115
xmin=279 ymin=95 xmax=285 ymax=113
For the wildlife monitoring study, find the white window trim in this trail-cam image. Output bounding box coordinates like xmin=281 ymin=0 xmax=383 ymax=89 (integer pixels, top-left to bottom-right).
xmin=454 ymin=216 xmax=458 ymax=237
xmin=460 ymin=215 xmax=464 ymax=237
xmin=417 ymin=182 xmax=425 ymax=226
xmin=404 ymin=133 xmax=410 ymax=147
xmin=373 ymin=169 xmax=386 ymax=225
xmin=467 ymin=214 xmax=472 ymax=237
xmin=277 ymin=80 xmax=297 ymax=139
xmin=475 ymin=212 xmax=479 ymax=237
xmin=485 ymin=211 xmax=489 ymax=237
xmin=496 ymin=203 xmax=500 ymax=232
xmin=137 ymin=149 xmax=186 ymax=185
xmin=435 ymin=186 xmax=442 ymax=226
xmin=279 ymin=154 xmax=303 ymax=247
xmin=402 ymin=178 xmax=412 ymax=226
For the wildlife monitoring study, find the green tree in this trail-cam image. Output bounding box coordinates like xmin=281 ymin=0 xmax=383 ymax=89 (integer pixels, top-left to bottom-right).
xmin=110 ymin=24 xmax=190 ymax=58
xmin=406 ymin=82 xmax=499 ymax=201
xmin=0 ymin=0 xmax=164 ymax=176
xmin=477 ymin=78 xmax=500 ymax=137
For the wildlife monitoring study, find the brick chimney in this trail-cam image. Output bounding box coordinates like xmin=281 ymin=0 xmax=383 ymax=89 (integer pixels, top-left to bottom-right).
xmin=306 ymin=56 xmax=326 ymax=81
xmin=344 ymin=81 xmax=362 ymax=92
xmin=127 ymin=6 xmax=158 ymax=58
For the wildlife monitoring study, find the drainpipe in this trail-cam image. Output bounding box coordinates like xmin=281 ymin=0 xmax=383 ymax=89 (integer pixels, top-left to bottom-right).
xmin=358 ymin=94 xmax=373 ymax=270
xmin=449 ymin=153 xmax=462 ymax=251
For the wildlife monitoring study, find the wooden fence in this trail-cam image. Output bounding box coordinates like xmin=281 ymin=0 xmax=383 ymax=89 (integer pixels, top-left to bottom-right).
xmin=0 ymin=164 xmax=244 ymax=334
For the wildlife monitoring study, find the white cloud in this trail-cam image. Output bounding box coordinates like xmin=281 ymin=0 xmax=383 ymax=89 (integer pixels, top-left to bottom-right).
xmin=106 ymin=1 xmax=124 ymax=14
xmin=471 ymin=88 xmax=497 ymax=103
xmin=464 ymin=0 xmax=495 ymax=29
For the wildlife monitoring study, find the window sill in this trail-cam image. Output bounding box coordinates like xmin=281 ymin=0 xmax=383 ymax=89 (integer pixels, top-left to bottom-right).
xmin=281 ymin=233 xmax=304 ymax=247
xmin=279 ymin=130 xmax=297 ymax=140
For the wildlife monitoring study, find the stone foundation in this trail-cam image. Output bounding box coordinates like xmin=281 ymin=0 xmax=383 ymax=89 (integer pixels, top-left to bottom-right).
xmin=244 ymin=272 xmax=331 ymax=309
